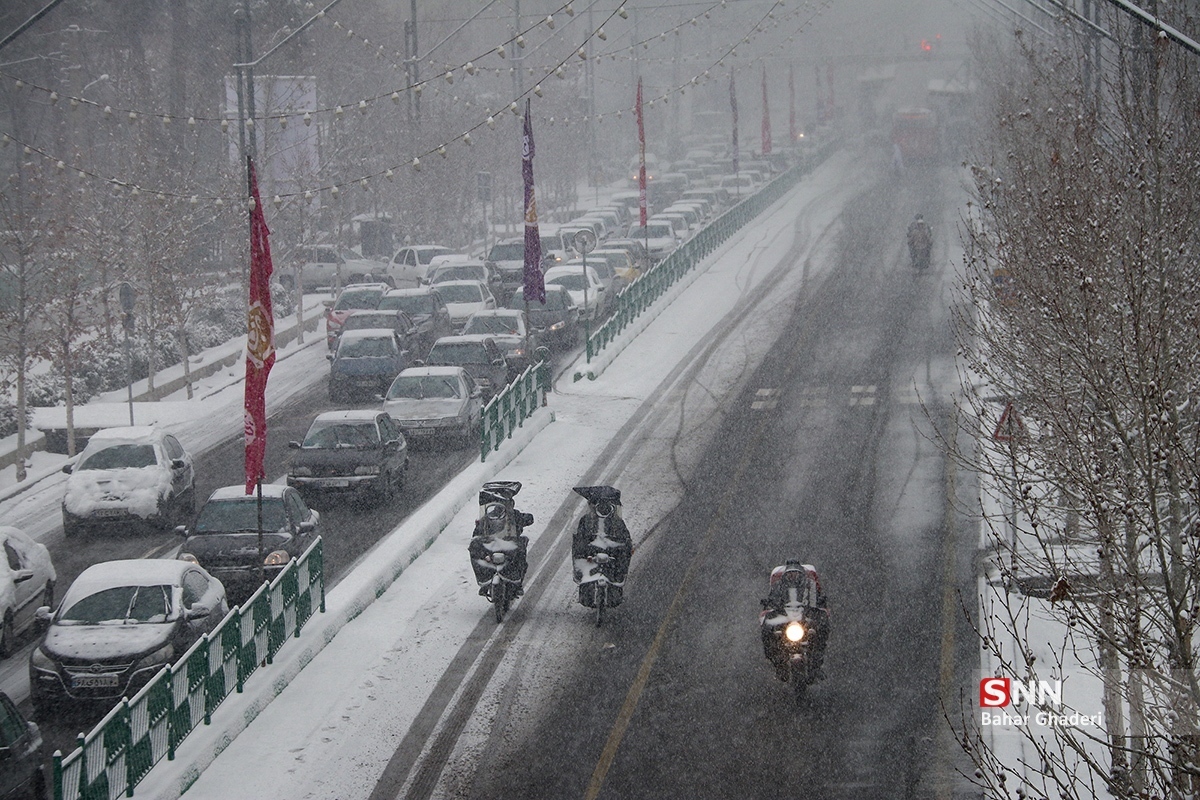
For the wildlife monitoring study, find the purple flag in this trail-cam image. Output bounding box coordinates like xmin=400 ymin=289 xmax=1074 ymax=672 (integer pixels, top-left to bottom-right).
xmin=522 ymin=99 xmax=545 ymax=304
xmin=730 ymin=70 xmax=739 ymax=175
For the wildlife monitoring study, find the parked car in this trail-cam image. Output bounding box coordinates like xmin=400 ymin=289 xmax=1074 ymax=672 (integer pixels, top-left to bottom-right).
xmin=0 ymin=690 xmax=45 ymax=799
xmin=290 ymin=245 xmax=388 ymax=293
xmin=327 ymin=329 xmax=412 ymax=402
xmin=425 ymin=335 xmax=509 ymax=401
xmin=383 ymin=366 xmax=483 ymax=445
xmin=61 ymin=426 xmax=196 ymax=536
xmin=29 ymin=559 xmax=228 ymax=716
xmin=177 ymin=484 xmax=320 ymax=602
xmin=462 ymin=309 xmax=539 ymax=376
xmin=387 ymin=244 xmax=456 ymax=287
xmin=286 ymin=410 xmax=408 ymax=507
xmin=377 ymin=287 xmax=453 ymax=355
xmin=625 ymin=221 xmax=679 ymax=262
xmin=329 ymin=308 xmax=419 ymax=353
xmin=432 ymin=280 xmax=497 ymax=331
xmin=0 ymin=528 xmax=55 ymax=659
xmin=323 ymin=282 xmax=389 ymax=345
xmin=512 ymin=284 xmax=580 ymax=350
xmin=543 ymin=265 xmax=606 ymax=321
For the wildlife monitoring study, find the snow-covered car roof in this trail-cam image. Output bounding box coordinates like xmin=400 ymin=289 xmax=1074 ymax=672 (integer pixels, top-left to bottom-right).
xmin=311 ymin=409 xmax=386 ymax=424
xmin=544 ymin=266 xmax=598 ymax=281
xmin=394 ymin=365 xmax=468 ymax=379
xmin=467 ymin=309 xmax=521 ymax=319
xmin=431 ymin=334 xmax=496 ymax=346
xmin=208 ymin=484 xmax=290 ymax=502
xmin=384 ymin=287 xmax=438 ymax=298
xmin=86 ymin=426 xmax=163 ymax=447
xmin=338 ymin=328 xmax=399 ymax=343
xmin=64 ymin=559 xmax=196 ymax=601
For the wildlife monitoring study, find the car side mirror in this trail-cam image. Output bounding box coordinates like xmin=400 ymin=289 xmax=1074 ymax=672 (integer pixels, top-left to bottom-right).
xmin=185 ymin=604 xmax=211 ymax=621
xmin=61 ymin=464 xmax=73 ymax=474
xmin=34 ymin=606 xmax=52 ymax=630
xmin=298 ymin=520 xmax=317 ymax=534
xmin=322 ymin=300 xmax=333 ymax=308
xmin=288 ymin=441 xmax=301 ymax=449
xmin=326 ymin=353 xmax=334 ymax=362
xmin=470 ymin=387 xmax=482 ymax=398
xmin=492 ymin=358 xmax=505 ymax=367
xmin=171 ymin=458 xmax=186 ymax=470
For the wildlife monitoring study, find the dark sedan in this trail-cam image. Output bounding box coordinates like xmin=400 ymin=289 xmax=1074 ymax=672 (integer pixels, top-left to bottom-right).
xmin=424 ymin=335 xmax=510 ymax=402
xmin=177 ymin=484 xmax=321 ymax=603
xmin=286 ymin=410 xmax=409 ymax=507
xmin=378 ymin=287 xmax=454 ymax=355
xmin=512 ymin=284 xmax=581 ymax=350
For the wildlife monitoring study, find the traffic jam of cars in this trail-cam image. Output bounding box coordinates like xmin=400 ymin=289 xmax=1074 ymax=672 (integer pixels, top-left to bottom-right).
xmin=1 ymin=152 xmax=749 ymax=789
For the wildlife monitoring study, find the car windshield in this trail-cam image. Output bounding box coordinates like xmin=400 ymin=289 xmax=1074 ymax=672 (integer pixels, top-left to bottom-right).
xmin=60 ymin=584 xmax=174 ymax=625
xmin=436 ymin=284 xmax=483 ymax=303
xmin=79 ymin=444 xmax=157 ymax=470
xmin=540 ymin=236 xmax=562 ymax=251
xmin=628 ymin=225 xmax=673 ymax=239
xmin=428 ymin=343 xmax=488 ymax=366
xmin=548 ymin=274 xmax=587 ymax=291
xmin=464 ymin=316 xmax=521 ymax=336
xmin=195 ymin=497 xmax=288 ymax=533
xmin=432 ymin=266 xmax=486 ymax=283
xmin=379 ymin=294 xmax=429 ymax=315
xmin=387 ymin=375 xmax=462 ymax=400
xmin=344 ymin=313 xmax=396 ymax=331
xmin=488 ymin=243 xmax=524 ymax=261
xmin=302 ymin=420 xmax=381 ymax=449
xmin=337 ymin=337 xmax=396 ymax=358
xmin=418 ymin=249 xmax=448 ymax=264
xmin=333 ymin=289 xmax=382 ymax=311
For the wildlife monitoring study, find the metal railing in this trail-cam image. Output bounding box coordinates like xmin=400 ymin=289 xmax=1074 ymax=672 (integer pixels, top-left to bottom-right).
xmin=52 ymin=538 xmax=326 ymax=800
xmin=480 ymin=359 xmax=552 ymax=461
xmin=583 ymin=143 xmax=837 ymax=368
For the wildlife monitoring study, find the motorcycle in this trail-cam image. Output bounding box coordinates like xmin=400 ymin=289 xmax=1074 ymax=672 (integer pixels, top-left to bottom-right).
xmin=760 ymin=598 xmax=820 ymax=702
xmin=576 ymin=549 xmax=621 ymax=627
xmin=469 ymin=480 xmax=532 ymax=623
xmin=572 ymin=485 xmax=631 ymax=627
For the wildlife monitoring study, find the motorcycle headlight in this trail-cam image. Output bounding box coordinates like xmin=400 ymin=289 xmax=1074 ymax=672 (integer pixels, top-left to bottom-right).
xmin=785 ymin=621 xmax=806 ymax=643
xmin=178 ymin=552 xmax=200 ymax=566
xmin=265 ymin=550 xmax=291 ymax=567
xmin=291 ymin=466 xmax=313 ymax=477
xmin=354 ymin=465 xmax=381 ymax=475
xmin=489 ymin=552 xmax=507 ymax=565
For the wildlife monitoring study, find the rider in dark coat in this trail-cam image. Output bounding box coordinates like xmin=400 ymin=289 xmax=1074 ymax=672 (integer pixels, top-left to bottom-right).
xmin=907 ymin=214 xmax=933 ymax=269
xmin=760 ymin=560 xmax=831 ymax=680
xmin=572 ymin=486 xmax=633 ymax=607
xmin=469 ymin=481 xmax=532 ymax=593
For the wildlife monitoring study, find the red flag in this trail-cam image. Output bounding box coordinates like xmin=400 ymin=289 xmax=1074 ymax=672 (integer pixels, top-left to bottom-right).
xmin=789 ymin=64 xmax=797 ymax=143
xmin=244 ymin=157 xmax=275 ymax=494
xmin=761 ymin=67 xmax=772 ymax=155
xmin=636 ymin=78 xmax=647 ymax=227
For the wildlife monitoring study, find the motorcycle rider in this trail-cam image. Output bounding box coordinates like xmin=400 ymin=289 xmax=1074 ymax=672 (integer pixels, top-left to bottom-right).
xmin=759 ymin=560 xmax=830 ymax=681
xmin=571 ymin=486 xmax=633 ymax=607
xmin=907 ymin=213 xmax=933 ymax=269
xmin=469 ymin=481 xmax=533 ymax=597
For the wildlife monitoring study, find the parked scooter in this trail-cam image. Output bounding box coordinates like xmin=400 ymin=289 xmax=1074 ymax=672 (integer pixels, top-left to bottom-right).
xmin=469 ymin=481 xmax=532 ymax=622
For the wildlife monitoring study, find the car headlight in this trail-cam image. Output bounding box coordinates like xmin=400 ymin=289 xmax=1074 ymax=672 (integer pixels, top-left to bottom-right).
xmin=510 ymin=348 xmax=525 ymax=358
xmin=785 ymin=621 xmax=806 ymax=642
xmin=178 ymin=552 xmax=200 ymax=566
xmin=137 ymin=643 xmax=175 ymax=669
xmin=354 ymin=465 xmax=381 ymax=475
xmin=30 ymin=646 xmax=55 ymax=672
xmin=265 ymin=550 xmax=291 ymax=567
xmin=549 ymin=321 xmax=566 ymax=331
xmin=291 ymin=466 xmax=313 ymax=477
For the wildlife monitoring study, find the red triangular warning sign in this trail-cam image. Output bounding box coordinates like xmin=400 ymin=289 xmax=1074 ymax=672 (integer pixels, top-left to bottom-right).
xmin=993 ymin=401 xmax=1026 ymax=442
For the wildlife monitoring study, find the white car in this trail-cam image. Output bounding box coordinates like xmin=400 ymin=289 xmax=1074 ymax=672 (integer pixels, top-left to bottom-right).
xmin=386 ymin=244 xmax=456 ymax=287
xmin=625 ymin=221 xmax=679 ymax=263
xmin=61 ymin=427 xmax=196 ymax=536
xmin=290 ymin=245 xmax=388 ymax=293
xmin=432 ymin=280 xmax=497 ymax=331
xmin=0 ymin=527 xmax=55 ymax=658
xmin=383 ymin=366 xmax=483 ymax=443
xmin=543 ymin=265 xmax=606 ymax=322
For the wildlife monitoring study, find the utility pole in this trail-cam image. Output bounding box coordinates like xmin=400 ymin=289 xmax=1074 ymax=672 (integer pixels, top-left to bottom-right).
xmin=512 ymin=0 xmax=524 ymax=99
xmin=407 ymin=0 xmax=420 ymax=122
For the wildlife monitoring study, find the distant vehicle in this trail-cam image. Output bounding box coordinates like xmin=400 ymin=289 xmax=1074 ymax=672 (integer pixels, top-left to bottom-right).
xmin=383 ymin=366 xmax=484 ymax=444
xmin=428 ymin=260 xmax=503 ymax=299
xmin=323 ymin=282 xmax=389 ymax=345
xmin=425 ymin=335 xmax=510 ymax=401
xmin=433 ymin=280 xmax=497 ymax=331
xmin=377 ymin=287 xmax=453 ymax=355
xmin=286 ymin=411 xmax=408 ymax=507
xmin=564 ymin=258 xmax=621 ymax=315
xmin=289 ymin=244 xmax=388 ymax=293
xmin=327 ymin=328 xmax=412 ymax=402
xmin=0 ymin=689 xmax=45 ymax=799
xmin=544 ymin=265 xmax=606 ymax=322
xmin=604 ymin=238 xmax=652 ymax=274
xmin=892 ymin=107 xmax=939 ymax=165
xmin=589 ymin=248 xmax=638 ymax=285
xmin=332 ymin=309 xmax=419 ymax=353
xmin=29 ymin=559 xmax=228 ymax=716
xmin=538 ymin=229 xmax=571 ymax=269
xmin=484 ymin=238 xmax=530 ymax=299
xmin=462 ymin=309 xmax=538 ymax=376
xmin=61 ymin=426 xmax=196 ymax=537
xmin=508 ymin=284 xmax=580 ymax=350
xmin=178 ymin=484 xmax=320 ymax=602
xmin=0 ymin=527 xmax=55 ymax=658
xmin=627 ymin=153 xmax=660 ymax=184
xmin=650 ymin=213 xmax=690 ymax=242
xmin=387 ymin=245 xmax=456 ymax=287
xmin=626 ymin=221 xmax=679 ymax=262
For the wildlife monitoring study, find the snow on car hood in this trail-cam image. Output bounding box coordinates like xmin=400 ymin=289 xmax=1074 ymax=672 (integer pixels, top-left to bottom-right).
xmin=42 ymin=621 xmax=175 ymax=661
xmin=63 ymin=466 xmax=169 ymax=518
xmin=443 ymin=302 xmax=486 ymax=320
xmin=383 ymin=397 xmax=465 ymax=421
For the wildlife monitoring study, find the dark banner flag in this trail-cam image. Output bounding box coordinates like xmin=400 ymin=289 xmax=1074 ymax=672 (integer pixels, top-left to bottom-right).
xmin=244 ymin=157 xmax=275 ymax=494
xmin=522 ymin=99 xmax=545 ymax=303
xmin=761 ymin=66 xmax=772 ymax=155
xmin=789 ymin=64 xmax=798 ymax=143
xmin=730 ymin=70 xmax=739 ymax=175
xmin=636 ymin=78 xmax=647 ymax=226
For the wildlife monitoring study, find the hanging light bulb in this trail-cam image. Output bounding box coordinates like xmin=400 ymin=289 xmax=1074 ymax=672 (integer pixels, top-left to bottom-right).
xmin=618 ymin=6 xmax=628 ymax=19
xmin=385 ymin=168 xmax=395 ymax=181
xmin=358 ymin=100 xmax=368 ymax=114
xmin=516 ymin=35 xmax=526 ymax=48
xmin=128 ymin=111 xmax=138 ymax=123
xmin=215 ymin=197 xmax=224 ymax=208
xmin=486 ymin=116 xmax=496 ymax=128
xmin=545 ymin=14 xmax=554 ymax=29
xmin=555 ymin=66 xmax=565 ymax=79
xmin=163 ymin=115 xmax=172 ymax=126
xmin=49 ymin=91 xmax=59 ymax=104
xmin=245 ymin=118 xmax=254 ymax=129
xmin=190 ymin=195 xmax=199 ymax=205
xmin=445 ymin=70 xmax=454 ymax=84
xmin=598 ymin=28 xmax=607 ymax=40
xmin=465 ymin=62 xmax=476 ymax=76
xmin=303 ymin=112 xmax=313 ymax=126
xmin=335 ymin=105 xmax=344 ymax=118
xmin=565 ymin=3 xmax=574 ymax=16
xmin=360 ymin=178 xmax=369 ymax=191
xmin=304 ymin=190 xmax=314 ymax=203
xmin=279 ymin=116 xmax=288 ymax=129
xmin=70 ymin=98 xmax=79 ymax=110
xmin=534 ymin=84 xmax=543 ymax=97
xmin=273 ymin=195 xmax=283 ymax=207
xmin=462 ymin=132 xmax=472 ymax=145
xmin=510 ymin=101 xmax=520 ymax=114
xmin=391 ymin=91 xmax=401 ymax=104
xmin=330 ymin=185 xmax=340 ymax=198
xmin=220 ymin=119 xmax=229 ymax=132
xmin=578 ymin=48 xmax=587 ymax=59
xmin=412 ymin=157 xmax=421 ymax=170
xmin=496 ymin=45 xmax=506 ymax=59
xmin=437 ymin=145 xmax=447 ymax=157
xmin=415 ymin=84 xmax=423 ymax=96
xmin=55 ymin=160 xmax=65 ymax=171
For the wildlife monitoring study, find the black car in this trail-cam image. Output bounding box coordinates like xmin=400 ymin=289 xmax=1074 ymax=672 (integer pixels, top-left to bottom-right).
xmin=0 ymin=691 xmax=44 ymax=800
xmin=327 ymin=329 xmax=412 ymax=402
xmin=513 ymin=284 xmax=581 ymax=350
xmin=425 ymin=335 xmax=510 ymax=402
xmin=377 ymin=287 xmax=454 ymax=357
xmin=287 ymin=411 xmax=409 ymax=507
xmin=332 ymin=309 xmax=420 ymax=353
xmin=177 ymin=484 xmax=319 ymax=602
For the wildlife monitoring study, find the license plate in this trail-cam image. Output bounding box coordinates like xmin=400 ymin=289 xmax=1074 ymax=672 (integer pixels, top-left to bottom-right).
xmin=406 ymin=428 xmax=437 ymax=436
xmin=92 ymin=508 xmax=126 ymax=518
xmin=72 ymin=674 xmax=120 ymax=689
xmin=315 ymin=478 xmax=350 ymax=488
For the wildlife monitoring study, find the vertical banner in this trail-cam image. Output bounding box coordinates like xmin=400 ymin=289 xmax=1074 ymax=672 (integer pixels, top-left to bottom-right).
xmin=730 ymin=70 xmax=739 ymax=175
xmin=522 ymin=99 xmax=545 ymax=303
xmin=636 ymin=78 xmax=647 ymax=226
xmin=789 ymin=64 xmax=798 ymax=143
xmin=244 ymin=157 xmax=275 ymax=494
xmin=761 ymin=66 xmax=772 ymax=155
